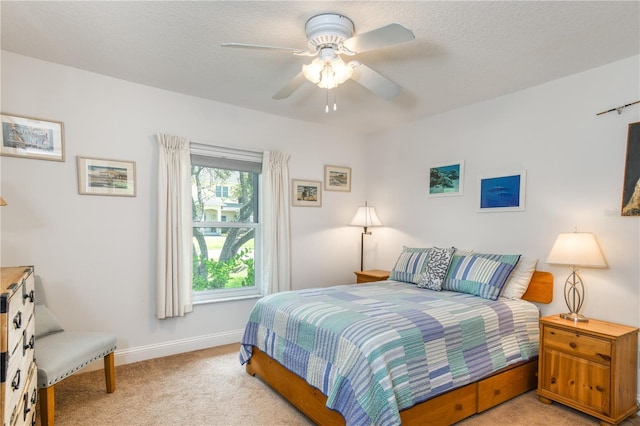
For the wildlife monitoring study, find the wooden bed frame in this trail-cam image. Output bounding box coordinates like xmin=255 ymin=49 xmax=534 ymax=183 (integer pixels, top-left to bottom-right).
xmin=246 ymin=271 xmax=553 ymax=425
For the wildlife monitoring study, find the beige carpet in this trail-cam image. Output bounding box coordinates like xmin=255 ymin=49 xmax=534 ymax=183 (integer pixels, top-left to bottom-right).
xmin=43 ymin=343 xmax=639 ymax=426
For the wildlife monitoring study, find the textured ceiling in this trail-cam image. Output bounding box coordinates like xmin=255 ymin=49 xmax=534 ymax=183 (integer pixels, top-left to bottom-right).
xmin=2 ymin=1 xmax=639 ymax=134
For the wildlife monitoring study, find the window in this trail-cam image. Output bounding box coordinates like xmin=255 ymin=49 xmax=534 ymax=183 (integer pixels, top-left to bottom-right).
xmin=215 ymin=185 xmax=229 ymax=198
xmin=191 ymin=144 xmax=262 ymax=302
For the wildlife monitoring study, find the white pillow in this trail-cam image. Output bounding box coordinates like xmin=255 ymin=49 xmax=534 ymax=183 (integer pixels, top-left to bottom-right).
xmin=501 ymin=256 xmax=538 ymax=299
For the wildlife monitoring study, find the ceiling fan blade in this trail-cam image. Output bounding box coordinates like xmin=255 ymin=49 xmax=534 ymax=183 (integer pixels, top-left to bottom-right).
xmin=221 ymin=43 xmax=310 ymax=55
xmin=350 ymin=63 xmax=401 ymax=100
xmin=342 ymin=23 xmax=415 ymax=54
xmin=273 ymin=72 xmax=307 ymax=100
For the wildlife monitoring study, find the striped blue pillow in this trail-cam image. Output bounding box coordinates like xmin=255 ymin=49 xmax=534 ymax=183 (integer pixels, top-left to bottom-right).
xmin=442 ymin=253 xmax=521 ymax=300
xmin=389 ymin=247 xmax=432 ymax=284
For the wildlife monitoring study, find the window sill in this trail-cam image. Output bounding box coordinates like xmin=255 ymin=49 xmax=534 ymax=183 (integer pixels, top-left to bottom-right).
xmin=193 ymin=293 xmax=263 ymax=305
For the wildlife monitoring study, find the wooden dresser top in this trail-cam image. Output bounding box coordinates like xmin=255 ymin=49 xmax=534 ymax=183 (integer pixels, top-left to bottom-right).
xmin=0 ymin=266 xmax=32 ymax=293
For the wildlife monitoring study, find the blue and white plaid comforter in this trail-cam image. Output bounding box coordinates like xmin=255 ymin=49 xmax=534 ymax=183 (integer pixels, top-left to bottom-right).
xmin=240 ymin=280 xmax=539 ymax=426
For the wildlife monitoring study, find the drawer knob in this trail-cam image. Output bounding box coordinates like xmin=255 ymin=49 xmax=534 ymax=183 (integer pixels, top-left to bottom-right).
xmin=550 ymin=377 xmax=557 ymax=384
xmin=596 ymin=385 xmax=605 ymax=392
xmin=454 ymin=404 xmax=463 ymax=411
xmin=569 ymin=342 xmax=577 ymax=349
xmin=13 ymin=311 xmax=22 ymax=329
xmin=11 ymin=369 xmax=21 ymax=391
xmin=596 ymin=353 xmax=611 ymax=362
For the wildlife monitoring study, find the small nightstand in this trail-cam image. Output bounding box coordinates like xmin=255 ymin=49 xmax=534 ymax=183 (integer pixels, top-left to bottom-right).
xmin=354 ymin=269 xmax=390 ymax=284
xmin=537 ymin=315 xmax=639 ymax=425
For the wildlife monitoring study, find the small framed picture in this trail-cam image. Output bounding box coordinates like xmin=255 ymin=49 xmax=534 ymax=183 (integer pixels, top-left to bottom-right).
xmin=324 ymin=165 xmax=351 ymax=192
xmin=1 ymin=113 xmax=65 ymax=161
xmin=428 ymin=161 xmax=464 ymax=197
xmin=478 ymin=171 xmax=526 ymax=212
xmin=292 ymin=179 xmax=322 ymax=207
xmin=77 ymin=156 xmax=136 ymax=197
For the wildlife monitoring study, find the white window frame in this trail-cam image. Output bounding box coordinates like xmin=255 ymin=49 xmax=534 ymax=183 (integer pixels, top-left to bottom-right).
xmin=190 ymin=143 xmax=263 ymax=303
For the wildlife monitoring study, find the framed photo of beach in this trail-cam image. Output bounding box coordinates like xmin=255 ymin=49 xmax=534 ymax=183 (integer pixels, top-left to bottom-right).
xmin=1 ymin=113 xmax=65 ymax=161
xmin=77 ymin=156 xmax=136 ymax=197
xmin=324 ymin=165 xmax=351 ymax=192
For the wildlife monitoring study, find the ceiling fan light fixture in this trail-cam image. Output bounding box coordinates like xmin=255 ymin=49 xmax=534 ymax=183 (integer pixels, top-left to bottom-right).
xmin=302 ymin=55 xmax=353 ymax=89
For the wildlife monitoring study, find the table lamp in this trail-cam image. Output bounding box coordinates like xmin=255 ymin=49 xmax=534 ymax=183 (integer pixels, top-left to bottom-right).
xmin=349 ymin=202 xmax=383 ymax=271
xmin=546 ymin=230 xmax=607 ymax=322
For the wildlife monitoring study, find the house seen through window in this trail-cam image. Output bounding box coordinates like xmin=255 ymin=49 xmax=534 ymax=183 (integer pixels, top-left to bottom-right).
xmin=191 ymin=146 xmax=262 ymax=302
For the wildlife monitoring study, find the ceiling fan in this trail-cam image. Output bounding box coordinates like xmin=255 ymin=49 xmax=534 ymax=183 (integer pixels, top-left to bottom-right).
xmin=222 ymin=13 xmax=415 ymax=108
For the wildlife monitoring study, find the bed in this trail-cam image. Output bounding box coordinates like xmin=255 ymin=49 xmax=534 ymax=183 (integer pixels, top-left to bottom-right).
xmin=240 ymin=250 xmax=553 ymax=425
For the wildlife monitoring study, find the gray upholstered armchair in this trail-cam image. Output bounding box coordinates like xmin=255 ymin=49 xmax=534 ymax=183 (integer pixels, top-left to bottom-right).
xmin=34 ymin=304 xmax=117 ymax=426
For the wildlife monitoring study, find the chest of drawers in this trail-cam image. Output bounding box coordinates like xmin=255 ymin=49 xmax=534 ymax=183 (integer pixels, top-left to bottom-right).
xmin=1 ymin=266 xmax=37 ymax=426
xmin=537 ymin=315 xmax=639 ymax=425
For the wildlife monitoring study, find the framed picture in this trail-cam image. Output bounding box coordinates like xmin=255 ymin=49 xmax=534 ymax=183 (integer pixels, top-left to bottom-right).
xmin=77 ymin=157 xmax=136 ymax=197
xmin=428 ymin=161 xmax=464 ymax=197
xmin=622 ymin=121 xmax=640 ymax=216
xmin=324 ymin=165 xmax=351 ymax=192
xmin=1 ymin=113 xmax=65 ymax=161
xmin=292 ymin=179 xmax=321 ymax=207
xmin=478 ymin=171 xmax=526 ymax=212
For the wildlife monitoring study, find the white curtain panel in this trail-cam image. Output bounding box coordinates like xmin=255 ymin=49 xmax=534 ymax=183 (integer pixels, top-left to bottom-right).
xmin=262 ymin=151 xmax=291 ymax=294
xmin=156 ymin=134 xmax=193 ymax=318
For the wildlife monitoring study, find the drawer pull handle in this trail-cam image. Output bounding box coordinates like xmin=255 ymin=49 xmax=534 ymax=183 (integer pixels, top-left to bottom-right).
xmin=596 ymin=385 xmax=605 ymax=392
xmin=23 ymin=334 xmax=35 ymax=354
xmin=454 ymin=404 xmax=463 ymax=411
xmin=494 ymin=389 xmax=501 ymax=396
xmin=13 ymin=311 xmax=22 ymax=329
xmin=23 ymin=289 xmax=34 ymax=303
xmin=596 ymin=353 xmax=611 ymax=362
xmin=550 ymin=377 xmax=556 ymax=384
xmin=11 ymin=369 xmax=21 ymax=390
xmin=23 ymin=393 xmax=31 ymax=420
xmin=569 ymin=342 xmax=577 ymax=349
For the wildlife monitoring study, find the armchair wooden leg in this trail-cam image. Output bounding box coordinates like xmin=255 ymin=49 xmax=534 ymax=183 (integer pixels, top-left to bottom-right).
xmin=39 ymin=386 xmax=55 ymax=426
xmin=104 ymin=352 xmax=115 ymax=393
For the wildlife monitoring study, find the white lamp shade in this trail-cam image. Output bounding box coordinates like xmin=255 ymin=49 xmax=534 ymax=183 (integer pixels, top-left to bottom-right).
xmin=349 ymin=205 xmax=383 ymax=228
xmin=546 ymin=232 xmax=607 ymax=268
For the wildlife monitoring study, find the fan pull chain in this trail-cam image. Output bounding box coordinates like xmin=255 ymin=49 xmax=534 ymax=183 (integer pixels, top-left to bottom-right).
xmin=325 ymin=88 xmax=339 ymax=113
xmin=325 ymin=87 xmax=329 ymax=113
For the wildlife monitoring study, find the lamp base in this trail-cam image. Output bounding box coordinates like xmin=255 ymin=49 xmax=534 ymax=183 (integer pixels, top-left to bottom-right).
xmin=560 ymin=312 xmax=589 ymax=323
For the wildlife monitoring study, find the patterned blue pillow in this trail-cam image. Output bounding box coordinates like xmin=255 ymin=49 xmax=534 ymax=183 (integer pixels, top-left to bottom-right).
xmin=389 ymin=247 xmax=431 ymax=284
xmin=442 ymin=253 xmax=521 ymax=300
xmin=417 ymin=247 xmax=456 ymax=291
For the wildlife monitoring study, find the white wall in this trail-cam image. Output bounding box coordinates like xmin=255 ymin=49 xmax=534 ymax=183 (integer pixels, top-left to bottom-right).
xmin=0 ymin=52 xmax=368 ymax=363
xmin=366 ymin=55 xmax=640 ymax=328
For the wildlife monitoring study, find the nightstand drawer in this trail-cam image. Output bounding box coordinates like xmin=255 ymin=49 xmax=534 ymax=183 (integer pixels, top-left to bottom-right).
xmin=543 ymin=327 xmax=611 ymax=364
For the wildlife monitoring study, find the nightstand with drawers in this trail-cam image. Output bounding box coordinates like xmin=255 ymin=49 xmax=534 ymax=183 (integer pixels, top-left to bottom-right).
xmin=354 ymin=269 xmax=390 ymax=284
xmin=537 ymin=314 xmax=639 ymax=425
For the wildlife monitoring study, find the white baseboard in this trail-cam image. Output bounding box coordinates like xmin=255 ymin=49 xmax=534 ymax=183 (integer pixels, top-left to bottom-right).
xmin=79 ymin=329 xmax=245 ymax=373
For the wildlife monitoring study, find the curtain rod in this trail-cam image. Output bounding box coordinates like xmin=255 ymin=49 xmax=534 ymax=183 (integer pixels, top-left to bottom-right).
xmin=596 ymin=100 xmax=640 ymax=116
